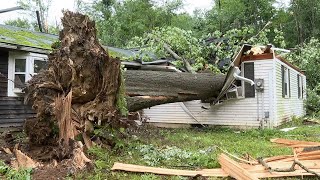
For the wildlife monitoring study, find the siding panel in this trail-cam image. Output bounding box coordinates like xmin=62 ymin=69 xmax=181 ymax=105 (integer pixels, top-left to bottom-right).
xmin=0 ymin=51 xmax=8 ymax=97
xmin=274 ymin=59 xmax=305 ymax=126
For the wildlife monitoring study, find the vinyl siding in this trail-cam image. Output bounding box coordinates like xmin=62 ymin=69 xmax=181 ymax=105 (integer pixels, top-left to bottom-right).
xmin=274 ymin=58 xmax=306 ymax=126
xmin=143 ymin=60 xmax=274 ymax=128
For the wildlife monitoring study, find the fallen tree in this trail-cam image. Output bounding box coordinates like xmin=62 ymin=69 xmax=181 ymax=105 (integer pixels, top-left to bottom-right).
xmin=125 ymin=70 xmax=225 ymax=111
xmin=23 ymin=11 xmax=225 ymax=166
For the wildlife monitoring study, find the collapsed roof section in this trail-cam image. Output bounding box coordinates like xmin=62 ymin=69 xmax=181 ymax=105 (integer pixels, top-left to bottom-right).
xmin=216 ymin=44 xmax=303 ymax=102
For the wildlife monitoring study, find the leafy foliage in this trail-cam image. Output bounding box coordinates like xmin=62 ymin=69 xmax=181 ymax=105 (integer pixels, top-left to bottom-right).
xmin=286 ymin=38 xmax=320 ymax=116
xmin=76 ymin=0 xmax=196 ymax=47
xmin=127 ymin=26 xmax=285 ymax=73
xmin=4 ymin=18 xmax=32 ymax=29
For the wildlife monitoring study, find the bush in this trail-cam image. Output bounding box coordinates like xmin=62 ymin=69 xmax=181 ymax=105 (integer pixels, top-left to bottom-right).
xmin=305 ymin=86 xmax=320 ymax=117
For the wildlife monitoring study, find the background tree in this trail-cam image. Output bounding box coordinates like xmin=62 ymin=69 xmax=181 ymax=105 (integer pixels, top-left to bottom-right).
xmin=77 ymin=0 xmax=195 ymax=47
xmin=4 ymin=18 xmax=32 ymax=29
xmin=17 ymin=0 xmax=53 ymax=33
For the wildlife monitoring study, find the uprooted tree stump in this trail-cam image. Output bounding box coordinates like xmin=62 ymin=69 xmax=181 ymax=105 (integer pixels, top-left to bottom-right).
xmin=24 ymin=11 xmax=124 ymax=164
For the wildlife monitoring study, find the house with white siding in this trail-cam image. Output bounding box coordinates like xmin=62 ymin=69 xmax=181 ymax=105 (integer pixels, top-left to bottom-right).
xmin=142 ymin=44 xmax=306 ymax=128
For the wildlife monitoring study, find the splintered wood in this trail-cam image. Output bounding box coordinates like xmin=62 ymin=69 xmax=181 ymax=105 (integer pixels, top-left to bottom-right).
xmin=55 ymin=91 xmax=75 ymax=145
xmin=111 ymin=138 xmax=320 ymax=179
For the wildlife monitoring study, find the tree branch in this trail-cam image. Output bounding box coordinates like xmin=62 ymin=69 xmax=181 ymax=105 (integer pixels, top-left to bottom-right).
xmin=258 ymin=157 xmax=320 ymax=177
xmin=162 ymin=43 xmax=195 ymax=74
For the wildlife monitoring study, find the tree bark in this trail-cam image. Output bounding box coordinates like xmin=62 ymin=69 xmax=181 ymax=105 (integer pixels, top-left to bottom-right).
xmin=124 ymin=70 xmax=225 ymax=111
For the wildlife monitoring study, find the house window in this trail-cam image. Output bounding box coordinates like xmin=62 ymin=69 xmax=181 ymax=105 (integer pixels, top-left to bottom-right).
xmin=297 ymin=74 xmax=303 ymax=99
xmin=281 ymin=65 xmax=290 ymax=98
xmin=243 ymin=62 xmax=255 ymax=98
xmin=8 ymin=52 xmax=47 ymax=96
xmin=33 ymin=59 xmax=47 ymax=74
xmin=14 ymin=59 xmax=26 ymax=88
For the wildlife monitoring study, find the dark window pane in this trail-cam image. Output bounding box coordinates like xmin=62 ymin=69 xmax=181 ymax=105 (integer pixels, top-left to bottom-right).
xmin=244 ymin=62 xmax=255 ymax=98
xmin=15 ymin=59 xmax=26 ymax=72
xmin=14 ymin=74 xmax=25 ymax=88
xmin=34 ymin=60 xmax=47 ymax=73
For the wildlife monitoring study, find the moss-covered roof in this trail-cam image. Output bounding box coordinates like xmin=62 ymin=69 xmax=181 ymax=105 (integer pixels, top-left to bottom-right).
xmin=0 ymin=24 xmax=57 ymax=50
xmin=0 ymin=24 xmax=138 ymax=59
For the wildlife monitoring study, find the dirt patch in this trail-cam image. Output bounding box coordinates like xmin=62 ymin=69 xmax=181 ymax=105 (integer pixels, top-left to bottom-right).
xmin=32 ymin=164 xmax=70 ymax=180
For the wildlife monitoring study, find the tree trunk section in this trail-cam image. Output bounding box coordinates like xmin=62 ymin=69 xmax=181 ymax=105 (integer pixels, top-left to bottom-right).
xmin=125 ymin=70 xmax=225 ymax=111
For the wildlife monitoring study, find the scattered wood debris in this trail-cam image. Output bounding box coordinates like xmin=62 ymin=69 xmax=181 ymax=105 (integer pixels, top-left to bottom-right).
xmin=11 ymin=148 xmax=41 ymax=169
xmin=111 ymin=138 xmax=320 ymax=179
xmin=2 ymin=147 xmax=12 ymax=155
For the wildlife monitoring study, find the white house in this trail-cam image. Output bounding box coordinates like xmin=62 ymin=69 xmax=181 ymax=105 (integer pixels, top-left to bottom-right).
xmin=142 ymin=44 xmax=307 ymax=128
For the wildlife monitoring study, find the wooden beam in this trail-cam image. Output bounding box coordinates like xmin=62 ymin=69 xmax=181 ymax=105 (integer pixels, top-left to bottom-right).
xmin=111 ymin=162 xmax=228 ymax=177
xmin=219 ymin=153 xmax=259 ymax=180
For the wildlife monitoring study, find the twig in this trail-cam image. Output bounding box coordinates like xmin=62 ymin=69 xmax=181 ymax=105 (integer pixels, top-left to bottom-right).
xmin=294 ymin=160 xmax=320 ymax=177
xmin=258 ymin=157 xmax=320 ymax=177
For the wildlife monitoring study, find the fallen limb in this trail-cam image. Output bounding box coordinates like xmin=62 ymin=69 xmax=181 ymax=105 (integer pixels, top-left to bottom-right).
xmin=258 ymin=157 xmax=320 ymax=177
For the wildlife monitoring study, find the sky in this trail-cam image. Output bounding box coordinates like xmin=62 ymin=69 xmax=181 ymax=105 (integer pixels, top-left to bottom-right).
xmin=0 ymin=0 xmax=289 ymax=25
xmin=0 ymin=0 xmax=213 ymax=25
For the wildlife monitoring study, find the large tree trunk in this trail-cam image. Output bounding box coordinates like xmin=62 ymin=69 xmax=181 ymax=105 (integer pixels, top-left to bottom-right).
xmin=125 ymin=70 xmax=225 ymax=111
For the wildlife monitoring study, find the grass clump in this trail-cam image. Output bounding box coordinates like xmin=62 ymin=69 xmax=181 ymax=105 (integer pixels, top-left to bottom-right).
xmin=0 ymin=161 xmax=32 ymax=180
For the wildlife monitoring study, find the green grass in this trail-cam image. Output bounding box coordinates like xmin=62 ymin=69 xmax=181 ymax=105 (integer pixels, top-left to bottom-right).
xmin=0 ymin=161 xmax=32 ymax=180
xmin=76 ymin=118 xmax=320 ymax=179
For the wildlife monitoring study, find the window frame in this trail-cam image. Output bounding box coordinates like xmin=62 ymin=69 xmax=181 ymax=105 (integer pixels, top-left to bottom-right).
xmin=243 ymin=62 xmax=255 ymax=98
xmin=13 ymin=58 xmax=27 ymax=89
xmin=282 ymin=65 xmax=290 ymax=98
xmin=8 ymin=52 xmax=48 ymax=96
xmin=297 ymin=74 xmax=303 ymax=99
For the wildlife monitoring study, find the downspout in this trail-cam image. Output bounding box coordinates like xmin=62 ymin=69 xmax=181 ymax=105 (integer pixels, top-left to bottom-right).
xmin=233 ymin=67 xmax=255 ymax=86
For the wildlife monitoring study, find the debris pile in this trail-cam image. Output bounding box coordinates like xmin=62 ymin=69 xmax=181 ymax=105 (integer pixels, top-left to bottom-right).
xmin=112 ymin=138 xmax=320 ymax=179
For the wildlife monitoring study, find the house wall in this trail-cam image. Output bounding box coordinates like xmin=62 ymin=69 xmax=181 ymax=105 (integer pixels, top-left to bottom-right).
xmin=0 ymin=50 xmax=8 ymax=97
xmin=0 ymin=50 xmax=36 ymax=128
xmin=273 ymin=58 xmax=306 ymax=126
xmin=143 ymin=60 xmax=275 ymax=128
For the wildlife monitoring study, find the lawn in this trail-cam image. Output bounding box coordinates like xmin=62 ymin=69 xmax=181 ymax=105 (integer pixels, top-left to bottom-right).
xmin=76 ymin=118 xmax=320 ymax=179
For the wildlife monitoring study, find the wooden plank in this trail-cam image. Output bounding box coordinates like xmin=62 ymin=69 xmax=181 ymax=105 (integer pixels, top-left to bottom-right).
xmin=111 ymin=161 xmax=320 ymax=178
xmin=111 ymin=162 xmax=228 ymax=177
xmin=0 ymin=119 xmax=27 ymax=124
xmin=254 ymin=169 xmax=320 ymax=178
xmin=0 ymin=113 xmax=35 ymax=119
xmin=263 ymin=155 xmax=293 ymax=162
xmin=219 ymin=153 xmax=259 ymax=180
xmin=0 ymin=109 xmax=35 ymax=115
xmin=298 ymin=150 xmax=320 ymax=156
xmin=271 ymin=138 xmax=320 ymax=147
